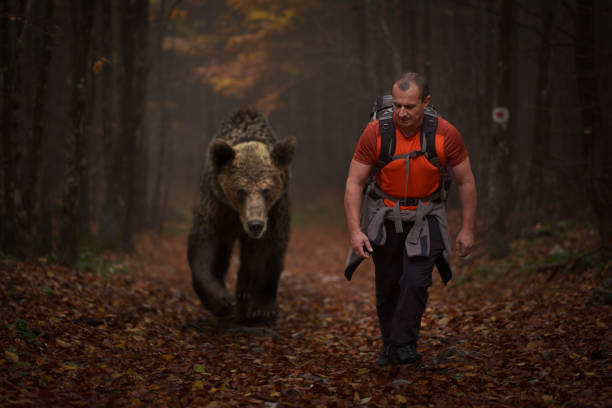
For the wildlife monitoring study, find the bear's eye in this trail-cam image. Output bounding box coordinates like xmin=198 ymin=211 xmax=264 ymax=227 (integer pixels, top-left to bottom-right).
xmin=262 ymin=188 xmax=271 ymax=201
xmin=236 ymin=189 xmax=247 ymax=202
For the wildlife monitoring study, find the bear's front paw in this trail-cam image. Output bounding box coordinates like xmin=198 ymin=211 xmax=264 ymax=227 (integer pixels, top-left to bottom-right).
xmin=236 ymin=291 xmax=250 ymax=302
xmin=245 ymin=302 xmax=278 ymax=322
xmin=204 ymin=293 xmax=233 ymax=318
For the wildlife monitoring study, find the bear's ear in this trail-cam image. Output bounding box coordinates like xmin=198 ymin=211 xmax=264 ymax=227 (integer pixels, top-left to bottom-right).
xmin=210 ymin=139 xmax=235 ymax=171
xmin=271 ymin=137 xmax=296 ymax=168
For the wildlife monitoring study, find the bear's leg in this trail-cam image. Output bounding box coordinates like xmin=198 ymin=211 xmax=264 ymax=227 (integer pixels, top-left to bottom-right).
xmin=236 ymin=239 xmax=285 ymax=322
xmin=188 ymin=232 xmax=233 ymax=317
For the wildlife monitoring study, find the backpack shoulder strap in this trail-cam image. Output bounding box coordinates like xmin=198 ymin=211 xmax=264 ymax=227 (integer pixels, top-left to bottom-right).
xmin=377 ymin=116 xmax=395 ymax=168
xmin=421 ymin=105 xmax=439 ymax=160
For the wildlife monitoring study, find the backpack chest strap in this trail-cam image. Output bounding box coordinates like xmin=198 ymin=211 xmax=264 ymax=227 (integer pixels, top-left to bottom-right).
xmin=391 ymin=150 xmax=425 ymax=201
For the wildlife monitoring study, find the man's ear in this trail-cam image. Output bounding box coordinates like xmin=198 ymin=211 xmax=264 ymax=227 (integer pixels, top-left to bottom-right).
xmin=209 ymin=139 xmax=235 ymax=171
xmin=271 ymin=137 xmax=296 ymax=168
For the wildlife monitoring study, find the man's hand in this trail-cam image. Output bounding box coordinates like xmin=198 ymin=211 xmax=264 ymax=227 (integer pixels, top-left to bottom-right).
xmin=455 ymin=228 xmax=474 ymax=257
xmin=350 ymin=230 xmax=373 ymax=259
xmin=450 ymin=157 xmax=477 ymax=258
xmin=345 ymin=160 xmax=375 ymax=259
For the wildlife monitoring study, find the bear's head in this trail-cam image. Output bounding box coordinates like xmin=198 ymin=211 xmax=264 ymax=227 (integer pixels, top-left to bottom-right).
xmin=210 ymin=137 xmax=296 ymax=239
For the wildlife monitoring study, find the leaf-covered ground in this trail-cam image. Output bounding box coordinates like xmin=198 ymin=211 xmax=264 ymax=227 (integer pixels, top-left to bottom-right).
xmin=1 ymin=213 xmax=611 ymax=407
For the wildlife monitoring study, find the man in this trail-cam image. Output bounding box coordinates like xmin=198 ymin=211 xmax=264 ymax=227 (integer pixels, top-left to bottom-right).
xmin=344 ymin=72 xmax=477 ymax=366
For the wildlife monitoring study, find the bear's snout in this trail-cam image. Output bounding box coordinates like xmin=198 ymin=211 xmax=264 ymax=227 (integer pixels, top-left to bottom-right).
xmin=247 ymin=220 xmax=265 ymax=236
xmin=242 ymin=193 xmax=268 ymax=238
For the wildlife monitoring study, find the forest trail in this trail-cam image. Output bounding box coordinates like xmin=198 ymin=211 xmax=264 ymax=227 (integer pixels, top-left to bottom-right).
xmin=1 ymin=214 xmax=610 ymax=407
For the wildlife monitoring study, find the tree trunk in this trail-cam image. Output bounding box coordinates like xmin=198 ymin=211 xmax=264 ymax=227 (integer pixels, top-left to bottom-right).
xmin=477 ymin=0 xmax=497 ymax=221
xmin=526 ymin=0 xmax=558 ymax=218
xmin=351 ymin=0 xmax=380 ymax=94
xmin=1 ymin=0 xmax=28 ymax=256
xmin=59 ymin=0 xmax=94 ymax=264
xmin=100 ymin=0 xmax=149 ymax=251
xmin=487 ymin=0 xmax=516 ymax=258
xmin=574 ymin=0 xmax=611 ymax=247
xmin=424 ymin=1 xmax=431 ymax=82
xmin=399 ymin=0 xmax=417 ymax=72
xmin=151 ymin=0 xmax=183 ymax=234
xmin=100 ymin=0 xmax=113 ymax=205
xmin=23 ymin=0 xmax=54 ymax=255
xmin=132 ymin=0 xmax=150 ymax=232
xmin=380 ymin=5 xmax=401 ymax=79
xmin=77 ymin=29 xmax=97 ymax=241
xmin=150 ymin=25 xmax=167 ymax=232
xmin=118 ymin=0 xmax=136 ymax=251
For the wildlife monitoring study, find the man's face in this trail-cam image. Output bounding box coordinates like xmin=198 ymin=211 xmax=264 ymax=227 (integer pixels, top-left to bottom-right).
xmin=391 ymin=83 xmax=431 ymax=135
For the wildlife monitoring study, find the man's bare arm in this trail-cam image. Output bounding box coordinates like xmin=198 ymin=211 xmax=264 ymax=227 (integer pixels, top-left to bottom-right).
xmin=344 ymin=160 xmax=374 ymax=258
xmin=449 ymin=157 xmax=477 ymax=256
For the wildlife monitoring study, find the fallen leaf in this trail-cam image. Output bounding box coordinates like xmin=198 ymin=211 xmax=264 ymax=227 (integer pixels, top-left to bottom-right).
xmin=395 ymin=394 xmax=407 ymax=403
xmin=5 ymin=350 xmax=19 ymax=362
xmin=56 ymin=339 xmax=71 ymax=348
xmin=192 ymin=380 xmax=204 ymax=391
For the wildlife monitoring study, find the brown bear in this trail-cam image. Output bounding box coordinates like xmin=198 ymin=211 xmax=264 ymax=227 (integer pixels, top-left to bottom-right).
xmin=188 ymin=109 xmax=295 ymax=322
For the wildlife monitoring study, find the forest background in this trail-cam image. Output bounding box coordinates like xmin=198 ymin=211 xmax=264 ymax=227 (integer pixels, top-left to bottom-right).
xmin=2 ymin=1 xmax=612 ymax=406
xmin=1 ymin=0 xmax=611 ymax=264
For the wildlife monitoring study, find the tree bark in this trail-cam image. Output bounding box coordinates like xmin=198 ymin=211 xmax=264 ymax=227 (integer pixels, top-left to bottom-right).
xmin=1 ymin=0 xmax=28 ymax=256
xmin=100 ymin=0 xmax=114 ymax=202
xmin=150 ymin=2 xmax=166 ymax=232
xmin=487 ymin=0 xmax=516 ymax=258
xmin=574 ymin=0 xmax=611 ymax=247
xmin=23 ymin=0 xmax=54 ymax=255
xmin=424 ymin=1 xmax=431 ymax=82
xmin=526 ymin=0 xmax=558 ymax=217
xmin=59 ymin=0 xmax=94 ymax=264
xmin=100 ymin=0 xmax=149 ymax=251
xmin=351 ymin=0 xmax=381 ymax=94
xmin=77 ymin=21 xmax=97 ymax=241
xmin=132 ymin=0 xmax=150 ymax=232
xmin=477 ymin=0 xmax=496 ymax=221
xmin=399 ymin=0 xmax=417 ymax=72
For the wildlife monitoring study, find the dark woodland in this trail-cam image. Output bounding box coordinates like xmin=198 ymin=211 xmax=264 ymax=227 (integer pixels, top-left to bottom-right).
xmin=1 ymin=0 xmax=611 ymax=406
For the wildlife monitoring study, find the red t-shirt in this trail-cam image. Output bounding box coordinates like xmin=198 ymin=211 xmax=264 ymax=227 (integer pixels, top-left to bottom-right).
xmin=353 ymin=114 xmax=468 ymax=168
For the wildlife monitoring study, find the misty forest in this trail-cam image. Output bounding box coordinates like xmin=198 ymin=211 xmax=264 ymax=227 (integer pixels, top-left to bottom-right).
xmin=1 ymin=0 xmax=611 ymax=406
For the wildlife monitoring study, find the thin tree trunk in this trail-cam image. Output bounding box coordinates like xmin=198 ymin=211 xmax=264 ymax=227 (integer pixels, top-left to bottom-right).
xmin=36 ymin=161 xmax=53 ymax=254
xmin=1 ymin=0 xmax=28 ymax=256
xmin=424 ymin=1 xmax=431 ymax=82
xmin=399 ymin=0 xmax=417 ymax=72
xmin=100 ymin=0 xmax=148 ymax=251
xmin=487 ymin=0 xmax=516 ymax=258
xmin=100 ymin=0 xmax=113 ymax=200
xmin=132 ymin=0 xmax=150 ymax=232
xmin=77 ymin=28 xmax=97 ymax=241
xmin=151 ymin=0 xmax=184 ymax=233
xmin=380 ymin=5 xmax=400 ymax=79
xmin=476 ymin=0 xmax=495 ymax=221
xmin=59 ymin=1 xmax=94 ymax=264
xmin=574 ymin=0 xmax=611 ymax=247
xmin=1 ymin=0 xmax=16 ymax=254
xmin=526 ymin=0 xmax=558 ymax=217
xmin=118 ymin=0 xmax=136 ymax=251
xmin=351 ymin=0 xmax=380 ymax=94
xmin=23 ymin=0 xmax=54 ymax=254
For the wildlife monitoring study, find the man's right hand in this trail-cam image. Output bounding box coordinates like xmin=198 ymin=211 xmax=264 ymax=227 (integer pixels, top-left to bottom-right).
xmin=350 ymin=230 xmax=373 ymax=259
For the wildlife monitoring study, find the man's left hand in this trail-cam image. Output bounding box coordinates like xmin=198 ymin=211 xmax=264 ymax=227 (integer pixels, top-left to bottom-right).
xmin=455 ymin=228 xmax=474 ymax=257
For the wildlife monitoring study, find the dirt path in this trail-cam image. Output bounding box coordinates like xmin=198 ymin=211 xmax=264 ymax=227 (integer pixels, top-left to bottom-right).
xmin=1 ymin=221 xmax=610 ymax=407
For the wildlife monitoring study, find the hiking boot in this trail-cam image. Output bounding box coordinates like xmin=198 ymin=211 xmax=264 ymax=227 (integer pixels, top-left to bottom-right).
xmin=377 ymin=344 xmax=392 ymax=366
xmin=392 ymin=344 xmax=422 ymax=364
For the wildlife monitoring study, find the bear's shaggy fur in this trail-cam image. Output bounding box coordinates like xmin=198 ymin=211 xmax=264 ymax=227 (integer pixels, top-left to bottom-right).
xmin=188 ymin=109 xmax=295 ymax=321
